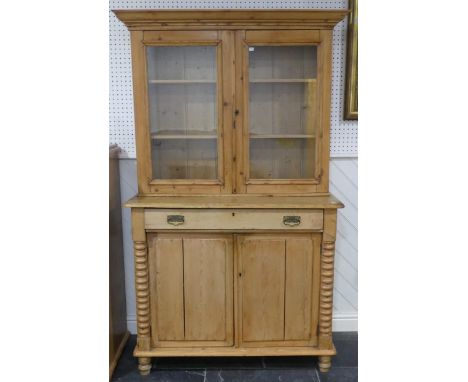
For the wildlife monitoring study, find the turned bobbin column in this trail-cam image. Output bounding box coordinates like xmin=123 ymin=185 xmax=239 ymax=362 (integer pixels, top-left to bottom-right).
xmin=132 ymin=209 xmax=151 ymax=375
xmin=134 ymin=241 xmax=150 ymax=348
xmin=318 ymin=209 xmax=337 ymax=372
xmin=318 ymin=240 xmax=335 ymax=347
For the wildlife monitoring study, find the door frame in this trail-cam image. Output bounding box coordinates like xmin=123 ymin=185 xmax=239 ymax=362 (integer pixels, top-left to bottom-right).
xmin=236 ymin=233 xmax=322 ymax=347
xmin=234 ymin=30 xmax=332 ymax=194
xmin=147 ymin=232 xmax=234 ymax=347
xmin=130 ymin=30 xmax=235 ymax=194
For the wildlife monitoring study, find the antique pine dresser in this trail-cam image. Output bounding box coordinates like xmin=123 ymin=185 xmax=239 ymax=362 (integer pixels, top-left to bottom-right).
xmin=114 ymin=9 xmax=346 ymax=375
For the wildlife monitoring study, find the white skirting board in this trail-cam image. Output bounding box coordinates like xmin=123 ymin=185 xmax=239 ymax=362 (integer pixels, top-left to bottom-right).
xmin=126 ymin=313 xmax=358 ymax=335
xmin=331 ymin=313 xmax=358 ymax=332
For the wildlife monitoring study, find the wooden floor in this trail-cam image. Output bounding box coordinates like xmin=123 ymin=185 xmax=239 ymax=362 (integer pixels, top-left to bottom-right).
xmin=111 ymin=332 xmax=357 ymax=382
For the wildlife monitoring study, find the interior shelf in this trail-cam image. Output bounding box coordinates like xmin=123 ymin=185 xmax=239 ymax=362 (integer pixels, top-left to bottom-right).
xmin=152 ymin=133 xmax=217 ymax=140
xmin=149 ymin=79 xmax=216 ymax=84
xmin=153 ymin=134 xmax=314 ymax=140
xmin=148 ymin=78 xmax=317 ymax=85
xmin=148 ymin=79 xmax=315 ymax=84
xmin=250 ymin=134 xmax=315 ymax=139
xmin=250 ymin=79 xmax=316 ymax=83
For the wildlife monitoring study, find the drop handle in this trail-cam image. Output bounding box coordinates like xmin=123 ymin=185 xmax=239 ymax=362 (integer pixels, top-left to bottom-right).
xmin=167 ymin=215 xmax=185 ymax=226
xmin=283 ymin=216 xmax=301 ymax=226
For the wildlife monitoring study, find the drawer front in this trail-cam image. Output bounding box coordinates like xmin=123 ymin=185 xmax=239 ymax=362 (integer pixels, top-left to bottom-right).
xmin=145 ymin=209 xmax=323 ymax=230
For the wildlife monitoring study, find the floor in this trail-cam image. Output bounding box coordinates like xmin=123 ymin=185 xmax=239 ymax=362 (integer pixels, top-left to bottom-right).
xmin=111 ymin=332 xmax=357 ymax=382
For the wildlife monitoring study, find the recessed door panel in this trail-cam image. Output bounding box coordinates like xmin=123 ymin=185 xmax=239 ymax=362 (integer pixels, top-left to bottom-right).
xmin=285 ymin=237 xmax=314 ymax=340
xmin=240 ymin=237 xmax=285 ymax=342
xmin=184 ymin=237 xmax=230 ymax=341
xmin=149 ymin=236 xmax=185 ymax=341
xmin=148 ymin=233 xmax=233 ymax=347
xmin=238 ymin=234 xmax=320 ymax=346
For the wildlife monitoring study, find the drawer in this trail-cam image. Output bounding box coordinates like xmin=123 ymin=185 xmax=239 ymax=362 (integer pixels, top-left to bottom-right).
xmin=144 ymin=209 xmax=323 ymax=230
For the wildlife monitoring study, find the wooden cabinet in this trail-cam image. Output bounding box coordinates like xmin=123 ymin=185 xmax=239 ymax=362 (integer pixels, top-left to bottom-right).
xmin=114 ymin=9 xmax=347 ymax=375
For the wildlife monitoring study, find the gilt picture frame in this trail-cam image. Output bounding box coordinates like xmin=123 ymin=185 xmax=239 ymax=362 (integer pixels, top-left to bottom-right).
xmin=344 ymin=0 xmax=358 ymax=120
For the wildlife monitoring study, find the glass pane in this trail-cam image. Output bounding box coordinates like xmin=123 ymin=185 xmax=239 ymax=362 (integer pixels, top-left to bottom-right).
xmin=147 ymin=46 xmax=218 ymax=179
xmin=248 ymin=46 xmax=317 ymax=179
xmin=152 ymin=139 xmax=218 ymax=179
xmin=250 ymin=139 xmax=315 ymax=180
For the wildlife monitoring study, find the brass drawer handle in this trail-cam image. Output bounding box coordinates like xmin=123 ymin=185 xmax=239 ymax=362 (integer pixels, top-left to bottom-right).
xmin=283 ymin=216 xmax=301 ymax=226
xmin=167 ymin=215 xmax=185 ymax=226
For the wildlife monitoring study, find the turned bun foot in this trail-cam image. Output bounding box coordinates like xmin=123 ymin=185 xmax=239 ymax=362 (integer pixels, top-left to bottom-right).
xmin=138 ymin=357 xmax=152 ymax=376
xmin=318 ymin=356 xmax=332 ymax=372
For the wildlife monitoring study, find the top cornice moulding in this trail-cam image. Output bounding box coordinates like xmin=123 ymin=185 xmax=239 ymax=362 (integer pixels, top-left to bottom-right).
xmin=112 ymin=9 xmax=349 ymax=30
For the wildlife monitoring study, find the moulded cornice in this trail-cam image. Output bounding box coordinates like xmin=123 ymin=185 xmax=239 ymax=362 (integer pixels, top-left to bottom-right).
xmin=113 ymin=9 xmax=349 ymax=30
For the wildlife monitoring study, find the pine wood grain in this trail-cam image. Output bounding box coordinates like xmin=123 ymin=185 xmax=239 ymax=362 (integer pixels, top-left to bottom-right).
xmin=284 ymin=237 xmax=314 ymax=341
xmin=144 ymin=209 xmax=323 ymax=230
xmin=125 ymin=194 xmax=344 ymax=209
xmin=134 ymin=344 xmax=337 ymax=357
xmin=184 ymin=236 xmax=231 ymax=341
xmin=149 ymin=235 xmax=184 ymax=342
xmin=149 ymin=233 xmax=234 ymax=347
xmin=240 ymin=236 xmax=285 ymax=342
xmin=114 ymin=9 xmax=349 ymax=30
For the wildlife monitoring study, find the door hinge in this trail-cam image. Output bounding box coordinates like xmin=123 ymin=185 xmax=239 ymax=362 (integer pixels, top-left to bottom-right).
xmin=317 ymin=169 xmax=323 ymax=180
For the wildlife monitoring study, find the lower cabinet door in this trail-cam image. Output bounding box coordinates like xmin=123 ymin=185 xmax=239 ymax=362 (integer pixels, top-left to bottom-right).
xmin=238 ymin=233 xmax=322 ymax=346
xmin=148 ymin=233 xmax=233 ymax=347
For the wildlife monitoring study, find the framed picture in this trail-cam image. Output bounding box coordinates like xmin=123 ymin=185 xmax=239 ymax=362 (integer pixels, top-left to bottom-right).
xmin=344 ymin=0 xmax=358 ymax=120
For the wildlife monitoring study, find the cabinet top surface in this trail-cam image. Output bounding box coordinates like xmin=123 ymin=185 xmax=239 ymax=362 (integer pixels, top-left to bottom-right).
xmin=125 ymin=194 xmax=344 ymax=209
xmin=113 ymin=9 xmax=348 ymax=30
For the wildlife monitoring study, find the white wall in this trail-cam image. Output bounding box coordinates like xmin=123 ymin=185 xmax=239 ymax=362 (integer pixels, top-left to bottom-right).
xmin=118 ymin=158 xmax=358 ymax=333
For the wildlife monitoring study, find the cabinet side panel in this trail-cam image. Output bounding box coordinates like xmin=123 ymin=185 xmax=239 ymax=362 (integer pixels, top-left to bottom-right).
xmin=149 ymin=236 xmax=184 ymax=342
xmin=285 ymin=237 xmax=313 ymax=340
xmin=241 ymin=238 xmax=285 ymax=342
xmin=109 ymin=153 xmax=128 ymax=356
xmin=183 ymin=237 xmax=229 ymax=341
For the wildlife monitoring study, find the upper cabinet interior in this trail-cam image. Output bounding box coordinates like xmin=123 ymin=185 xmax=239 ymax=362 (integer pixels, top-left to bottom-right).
xmin=114 ymin=10 xmax=347 ymax=195
xmin=147 ymin=45 xmax=219 ymax=181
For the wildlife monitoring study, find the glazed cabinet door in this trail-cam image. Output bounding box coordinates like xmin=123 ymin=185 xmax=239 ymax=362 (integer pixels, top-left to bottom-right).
xmin=235 ymin=30 xmax=333 ymax=194
xmin=148 ymin=233 xmax=234 ymax=347
xmin=238 ymin=233 xmax=322 ymax=346
xmin=131 ymin=30 xmax=234 ymax=194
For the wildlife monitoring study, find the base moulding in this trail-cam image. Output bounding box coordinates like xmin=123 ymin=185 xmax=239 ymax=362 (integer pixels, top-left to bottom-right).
xmin=133 ymin=343 xmax=336 ymax=357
